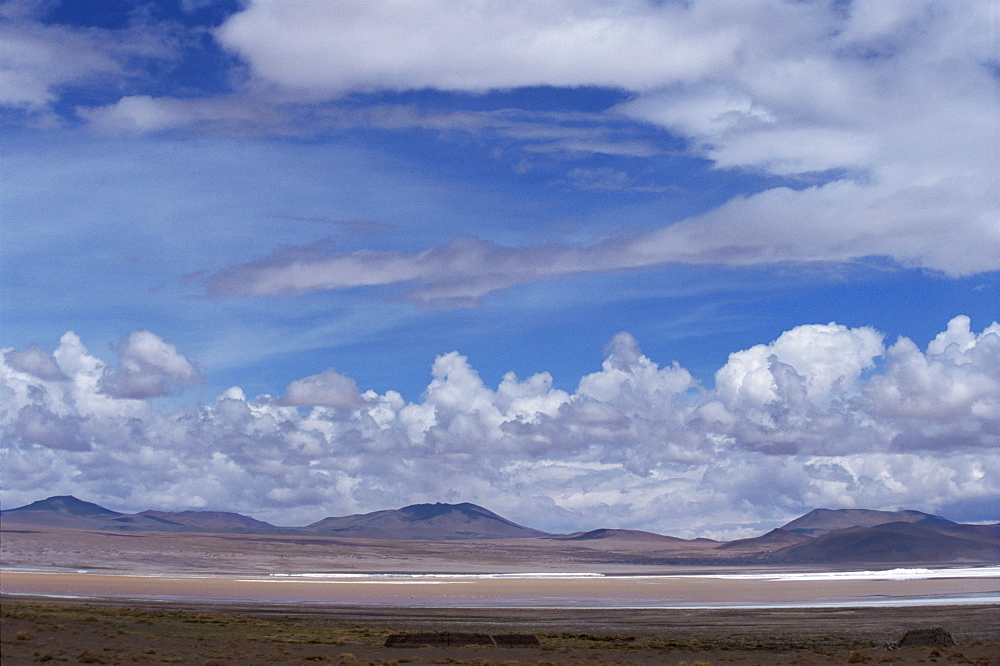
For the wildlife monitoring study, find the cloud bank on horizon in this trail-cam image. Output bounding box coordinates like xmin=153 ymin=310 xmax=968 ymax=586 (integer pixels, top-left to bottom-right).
xmin=1 ymin=0 xmax=998 ymax=536
xmin=2 ymin=316 xmax=998 ymax=537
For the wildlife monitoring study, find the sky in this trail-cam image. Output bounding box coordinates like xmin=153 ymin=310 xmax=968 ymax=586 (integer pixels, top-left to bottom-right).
xmin=1 ymin=0 xmax=998 ymax=538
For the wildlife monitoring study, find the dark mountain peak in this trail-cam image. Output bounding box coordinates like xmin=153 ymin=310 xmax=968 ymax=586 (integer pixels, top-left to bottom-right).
xmin=398 ymin=502 xmax=522 ymax=525
xmin=781 ymin=508 xmax=955 ymax=536
xmin=399 ymin=502 xmax=478 ymax=520
xmin=4 ymin=495 xmax=120 ymax=517
xmin=403 ymin=501 xmax=484 ymax=512
xmin=308 ymin=501 xmax=547 ymax=539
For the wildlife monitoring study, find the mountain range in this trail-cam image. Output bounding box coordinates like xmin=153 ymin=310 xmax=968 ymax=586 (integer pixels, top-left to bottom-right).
xmin=2 ymin=496 xmax=997 ymax=564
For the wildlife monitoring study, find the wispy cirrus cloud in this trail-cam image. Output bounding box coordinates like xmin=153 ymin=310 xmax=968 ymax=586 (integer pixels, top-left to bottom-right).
xmin=204 ymin=236 xmax=613 ymax=307
xmin=204 ymin=172 xmax=998 ymax=306
xmin=179 ymin=0 xmax=998 ymax=301
xmin=0 ymin=0 xmax=190 ymax=122
xmin=11 ymin=2 xmax=993 ymax=286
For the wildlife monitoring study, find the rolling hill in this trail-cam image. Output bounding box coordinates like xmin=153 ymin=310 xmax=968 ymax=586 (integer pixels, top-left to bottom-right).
xmin=715 ymin=527 xmax=814 ymax=552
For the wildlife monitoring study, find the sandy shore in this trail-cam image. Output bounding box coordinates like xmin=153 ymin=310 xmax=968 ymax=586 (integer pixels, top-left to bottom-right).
xmin=3 ymin=569 xmax=998 ymax=607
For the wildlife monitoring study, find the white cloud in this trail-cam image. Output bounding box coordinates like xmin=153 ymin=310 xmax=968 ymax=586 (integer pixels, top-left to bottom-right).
xmin=2 ymin=317 xmax=997 ymax=535
xmin=865 ymin=316 xmax=1000 ymax=450
xmin=204 ymin=236 xmax=609 ymax=306
xmin=694 ymin=323 xmax=888 ymax=457
xmin=191 ymin=0 xmax=999 ymax=293
xmin=579 ymin=332 xmax=694 ymax=404
xmin=203 ymin=157 xmax=994 ymax=304
xmin=99 ymin=331 xmax=204 ymax=399
xmin=5 ymin=2 xmax=997 ymax=534
xmin=10 ymin=404 xmax=88 ymax=452
xmin=214 ymin=0 xmax=740 ymax=95
xmin=0 ymin=1 xmax=181 ymax=119
xmin=77 ymin=95 xmax=279 ymax=135
xmin=0 ymin=18 xmax=118 ymax=112
xmin=279 ymin=369 xmax=363 ymax=408
xmin=4 ymin=343 xmax=67 ymax=381
xmin=9 ymin=0 xmax=991 ymax=292
xmin=713 ymin=323 xmax=884 ymax=410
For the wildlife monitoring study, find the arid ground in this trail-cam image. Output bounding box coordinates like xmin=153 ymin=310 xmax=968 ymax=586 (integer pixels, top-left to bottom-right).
xmin=2 ymin=526 xmax=998 ymax=664
xmin=2 ymin=598 xmax=999 ymax=665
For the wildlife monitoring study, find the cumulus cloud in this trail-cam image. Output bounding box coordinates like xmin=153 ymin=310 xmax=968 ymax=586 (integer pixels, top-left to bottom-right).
xmin=2 ymin=317 xmax=997 ymax=535
xmin=4 ymin=343 xmax=67 ymax=381
xmin=10 ymin=404 xmax=89 ymax=451
xmin=713 ymin=322 xmax=883 ymax=411
xmin=865 ymin=316 xmax=1000 ymax=451
xmin=278 ymin=369 xmax=363 ymax=408
xmin=696 ymin=323 xmax=886 ymax=456
xmin=99 ymin=331 xmax=204 ymax=399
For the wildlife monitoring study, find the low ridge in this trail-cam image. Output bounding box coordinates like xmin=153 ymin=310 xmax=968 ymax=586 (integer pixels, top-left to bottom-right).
xmin=768 ymin=521 xmax=1000 ymax=563
xmin=716 ymin=528 xmax=814 ymax=551
xmin=550 ymin=528 xmax=690 ymax=543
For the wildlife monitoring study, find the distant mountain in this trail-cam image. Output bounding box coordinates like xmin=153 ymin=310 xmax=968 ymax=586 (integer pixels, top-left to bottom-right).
xmin=550 ymin=528 xmax=694 ymax=543
xmin=2 ymin=497 xmax=547 ymax=539
xmin=7 ymin=495 xmax=121 ymax=517
xmin=768 ymin=521 xmax=1000 ymax=563
xmin=3 ymin=496 xmax=996 ymax=564
xmin=307 ymin=502 xmax=548 ymax=540
xmin=1 ymin=497 xmax=285 ymax=535
xmin=0 ymin=495 xmax=123 ymax=529
xmin=781 ymin=508 xmax=955 ymax=537
xmin=124 ymin=510 xmax=283 ymax=534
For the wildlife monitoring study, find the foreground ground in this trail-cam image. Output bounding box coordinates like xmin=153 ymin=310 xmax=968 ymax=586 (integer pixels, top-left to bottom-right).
xmin=2 ymin=598 xmax=998 ymax=665
xmin=2 ymin=526 xmax=998 ymax=663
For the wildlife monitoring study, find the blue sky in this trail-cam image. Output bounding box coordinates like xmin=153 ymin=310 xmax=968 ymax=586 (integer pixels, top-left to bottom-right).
xmin=2 ymin=0 xmax=998 ymax=536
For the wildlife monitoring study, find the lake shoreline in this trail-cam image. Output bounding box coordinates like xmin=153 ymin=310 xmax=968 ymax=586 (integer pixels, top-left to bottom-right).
xmin=3 ymin=568 xmax=998 ymax=609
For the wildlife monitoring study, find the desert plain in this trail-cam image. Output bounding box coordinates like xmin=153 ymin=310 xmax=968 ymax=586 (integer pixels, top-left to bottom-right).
xmin=2 ymin=525 xmax=999 ymax=664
